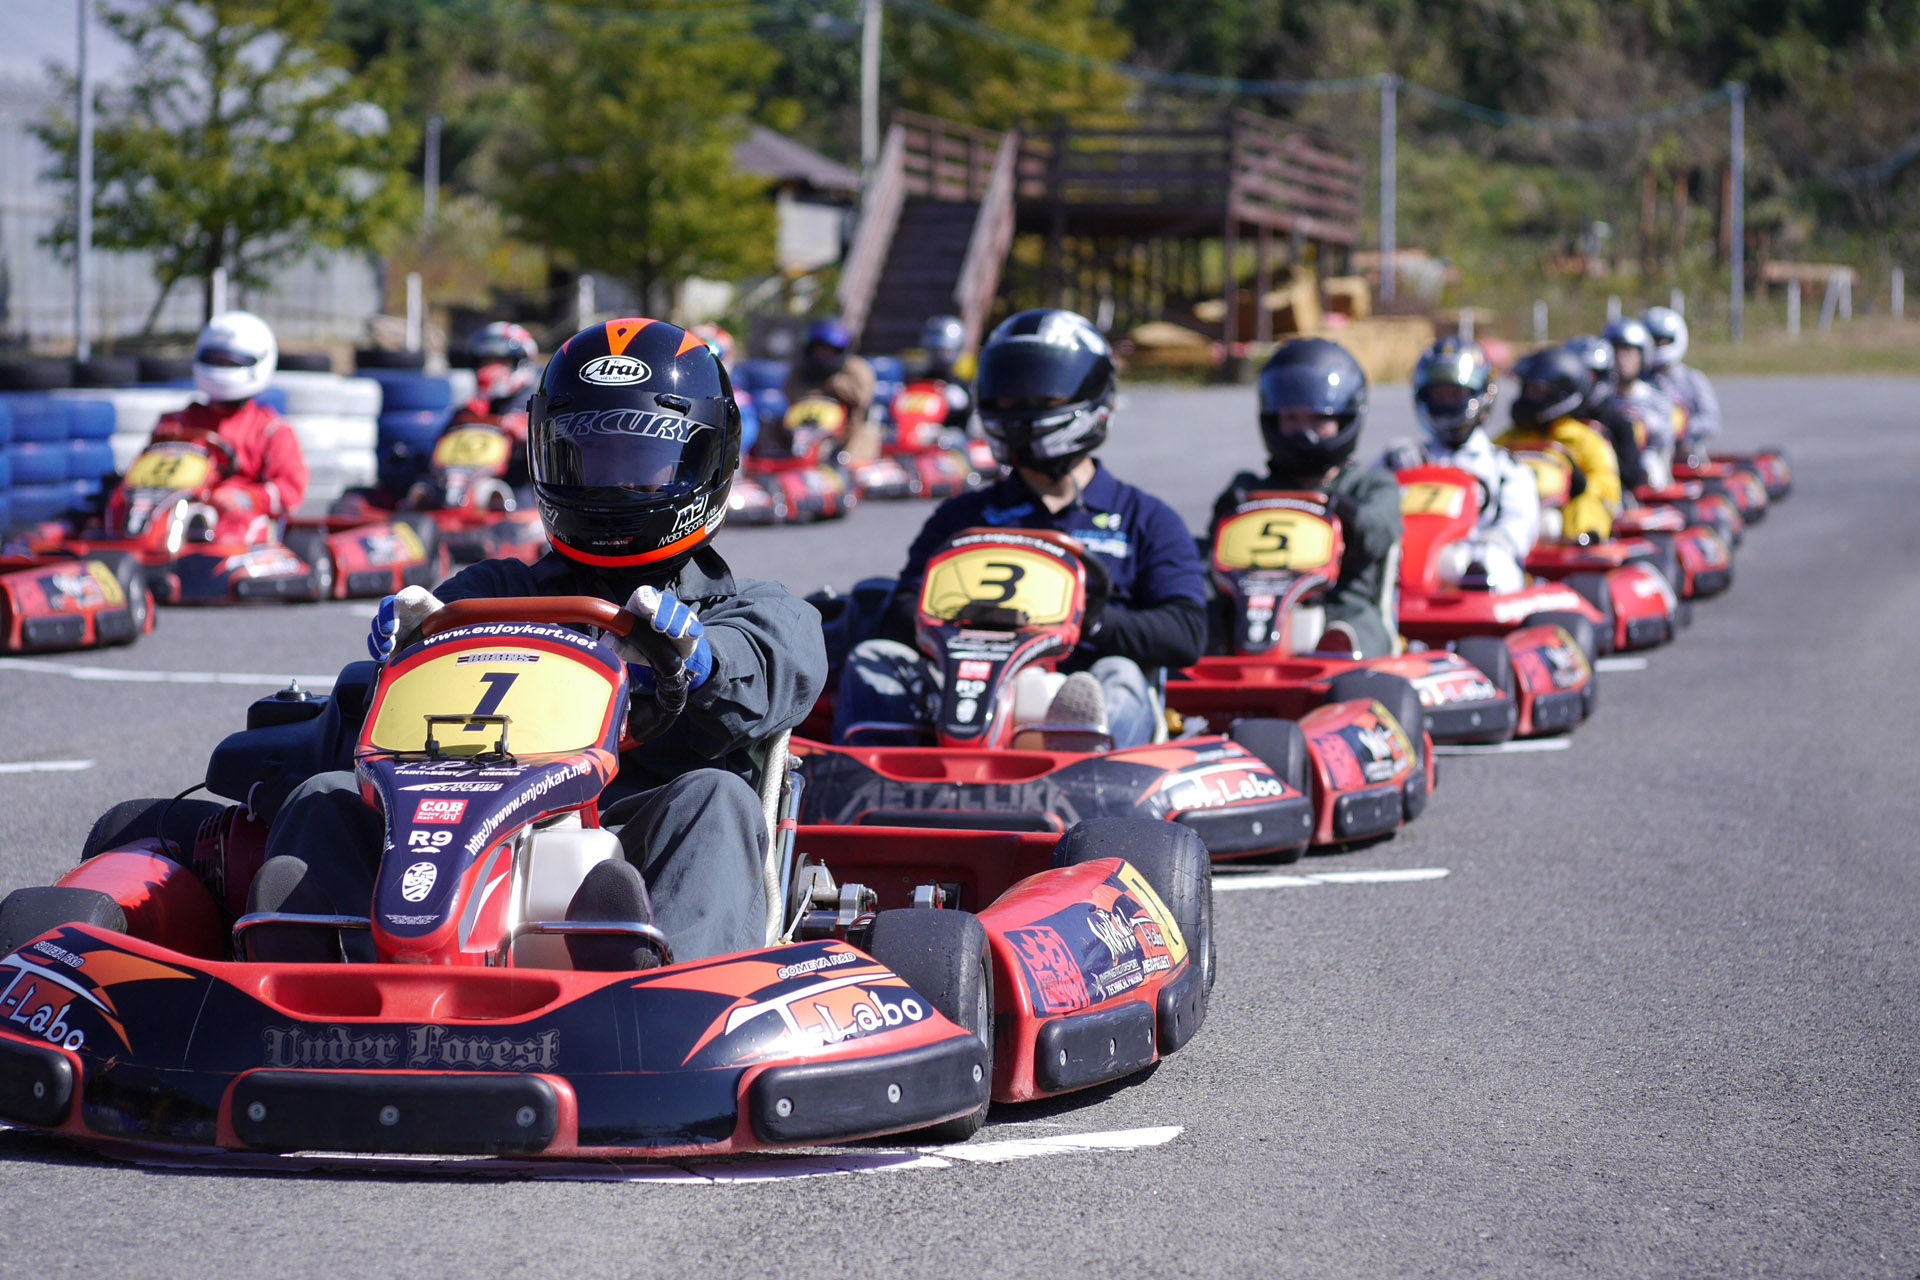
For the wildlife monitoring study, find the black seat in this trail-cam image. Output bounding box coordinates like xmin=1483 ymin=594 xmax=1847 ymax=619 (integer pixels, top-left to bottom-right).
xmin=206 ymin=661 xmax=379 ymax=819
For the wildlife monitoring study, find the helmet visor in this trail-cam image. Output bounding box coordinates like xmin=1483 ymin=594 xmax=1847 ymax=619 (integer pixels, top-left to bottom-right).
xmin=530 ymin=393 xmax=727 ymax=494
xmin=1258 ymin=362 xmax=1358 ymax=418
xmin=975 ymin=340 xmax=1103 ymax=413
xmin=195 ymin=344 xmax=260 ymax=369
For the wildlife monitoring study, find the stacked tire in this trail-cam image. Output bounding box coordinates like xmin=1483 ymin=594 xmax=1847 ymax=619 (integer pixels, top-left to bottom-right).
xmin=354 ymin=354 xmax=471 ymax=497
xmin=271 ymin=370 xmax=381 ymax=516
xmin=0 ymin=366 xmax=121 ymax=531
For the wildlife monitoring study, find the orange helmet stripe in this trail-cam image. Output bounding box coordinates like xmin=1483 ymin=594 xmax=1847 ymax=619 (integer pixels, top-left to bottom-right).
xmin=604 ymin=318 xmax=655 ymax=357
xmin=674 ymin=329 xmax=707 ymax=357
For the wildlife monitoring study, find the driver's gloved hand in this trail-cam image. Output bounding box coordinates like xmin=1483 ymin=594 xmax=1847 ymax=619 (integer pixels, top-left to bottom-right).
xmin=1327 ymin=491 xmax=1361 ymax=536
xmin=1078 ymin=551 xmax=1112 ymax=639
xmin=368 ymin=585 xmax=444 ymax=661
xmin=615 ymin=586 xmax=714 ymax=692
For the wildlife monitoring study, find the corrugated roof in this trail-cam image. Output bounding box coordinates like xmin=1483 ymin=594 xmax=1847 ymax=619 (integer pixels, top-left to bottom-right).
xmin=734 ymin=126 xmax=860 ymax=193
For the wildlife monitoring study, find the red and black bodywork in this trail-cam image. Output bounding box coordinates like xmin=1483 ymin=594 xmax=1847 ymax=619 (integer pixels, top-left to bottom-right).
xmin=0 ymin=597 xmax=1207 ymax=1158
xmin=0 ymin=552 xmax=155 ymax=653
xmin=732 ymin=400 xmax=858 ymax=525
xmin=797 ymin=529 xmax=1433 ymax=857
xmin=884 ymin=381 xmax=989 ymax=500
xmin=1674 ymin=454 xmax=1771 ymax=523
xmin=1398 ymin=465 xmax=1676 ymax=655
xmin=330 ymin=419 xmax=547 ymax=565
xmin=22 ymin=437 xmax=443 ymax=604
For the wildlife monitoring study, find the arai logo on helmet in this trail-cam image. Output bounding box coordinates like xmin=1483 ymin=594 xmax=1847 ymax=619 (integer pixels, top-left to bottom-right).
xmin=580 ymin=355 xmax=652 ymax=386
xmin=400 ymin=860 xmax=438 ymax=903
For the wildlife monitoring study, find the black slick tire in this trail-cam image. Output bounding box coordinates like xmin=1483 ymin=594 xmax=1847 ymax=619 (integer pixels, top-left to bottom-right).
xmin=0 ymin=887 xmax=128 ymax=955
xmin=864 ymin=908 xmax=992 ymax=1141
xmin=1056 ymin=816 xmax=1215 ymax=998
xmin=82 ymin=796 xmax=228 ymax=862
xmin=1564 ymin=572 xmax=1616 ymax=654
xmin=1453 ymin=636 xmax=1519 ymax=745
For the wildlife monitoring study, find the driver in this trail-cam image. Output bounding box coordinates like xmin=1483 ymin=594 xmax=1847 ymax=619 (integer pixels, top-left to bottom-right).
xmin=832 ymin=309 xmax=1206 ymax=750
xmin=125 ymin=310 xmax=307 ymax=542
xmin=1641 ymin=306 xmax=1722 ymax=448
xmin=1497 ymin=345 xmax=1620 ymax=541
xmin=777 ymin=318 xmax=877 ymax=459
xmin=448 ymin=321 xmax=541 ymax=486
xmin=917 ymin=314 xmax=974 ymax=428
xmin=1603 ymin=316 xmax=1679 ymax=487
xmin=1381 ymin=337 xmax=1539 ymax=592
xmin=1211 ymin=338 xmax=1401 ymax=658
xmin=246 ymin=319 xmax=827 ymax=968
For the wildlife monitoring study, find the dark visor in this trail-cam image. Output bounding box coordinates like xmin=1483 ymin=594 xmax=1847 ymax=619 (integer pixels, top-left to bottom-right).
xmin=530 ymin=392 xmax=725 ymax=492
xmin=196 ymin=346 xmax=259 ymax=368
xmin=976 ymin=341 xmax=1103 ymax=411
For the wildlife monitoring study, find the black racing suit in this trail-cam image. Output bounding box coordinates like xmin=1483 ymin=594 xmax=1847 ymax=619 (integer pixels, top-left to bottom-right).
xmin=253 ymin=546 xmax=827 ymax=962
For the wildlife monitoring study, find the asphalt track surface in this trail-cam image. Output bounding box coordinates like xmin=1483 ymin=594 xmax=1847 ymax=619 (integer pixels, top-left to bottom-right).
xmin=0 ymin=377 xmax=1915 ymax=1278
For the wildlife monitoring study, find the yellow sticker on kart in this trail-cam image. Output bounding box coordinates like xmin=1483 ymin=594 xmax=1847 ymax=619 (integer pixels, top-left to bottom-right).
xmin=922 ymin=546 xmax=1078 ymax=625
xmin=366 ymin=643 xmax=617 ymax=757
xmin=1399 ymin=480 xmax=1469 ymax=519
xmin=124 ymin=446 xmax=212 ymax=492
xmin=785 ymin=397 xmax=847 ymax=434
xmin=1213 ymin=508 xmax=1336 ymax=572
xmin=432 ymin=426 xmax=512 ymax=471
xmin=1115 ymin=861 xmax=1189 ymax=967
xmin=1514 ymin=451 xmax=1574 ymax=507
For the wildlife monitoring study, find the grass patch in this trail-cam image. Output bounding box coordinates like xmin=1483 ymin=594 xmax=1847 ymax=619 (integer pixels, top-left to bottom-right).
xmin=1692 ymin=319 xmax=1920 ymax=376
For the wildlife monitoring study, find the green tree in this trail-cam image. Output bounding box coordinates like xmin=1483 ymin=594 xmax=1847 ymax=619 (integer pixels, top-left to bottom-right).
xmin=35 ymin=0 xmax=415 ymax=329
xmin=887 ymin=0 xmax=1132 ymax=130
xmin=497 ymin=1 xmax=776 ymax=314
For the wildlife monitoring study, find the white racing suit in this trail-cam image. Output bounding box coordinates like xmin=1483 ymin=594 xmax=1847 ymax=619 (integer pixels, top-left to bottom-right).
xmin=1382 ymin=428 xmax=1539 ymax=592
xmin=1611 ymin=381 xmax=1681 ymax=488
xmin=1649 ymin=364 xmax=1722 ymax=448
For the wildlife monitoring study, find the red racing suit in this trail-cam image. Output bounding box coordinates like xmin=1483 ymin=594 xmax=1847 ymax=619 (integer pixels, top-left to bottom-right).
xmin=147 ymin=400 xmax=308 ymax=541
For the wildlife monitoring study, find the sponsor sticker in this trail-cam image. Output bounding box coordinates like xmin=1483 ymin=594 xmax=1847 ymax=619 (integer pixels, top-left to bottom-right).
xmin=413 ymin=798 xmax=468 ymax=824
xmin=579 ymin=354 xmax=652 ymax=385
xmin=400 ymin=860 xmax=438 ymax=902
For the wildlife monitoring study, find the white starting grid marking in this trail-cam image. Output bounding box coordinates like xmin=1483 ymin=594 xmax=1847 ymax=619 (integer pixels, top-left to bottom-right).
xmin=1595 ymin=656 xmax=1649 ymax=672
xmin=0 ymin=657 xmax=334 ymax=689
xmin=1214 ymin=867 xmax=1449 ymax=893
xmin=1434 ymin=738 xmax=1573 ymax=756
xmin=0 ymin=759 xmax=94 ymax=775
xmin=68 ymin=1124 xmax=1183 ymax=1184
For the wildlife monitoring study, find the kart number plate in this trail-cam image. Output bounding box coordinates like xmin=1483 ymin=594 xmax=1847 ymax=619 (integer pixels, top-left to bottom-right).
xmin=124 ymin=446 xmax=212 ymax=492
xmin=1213 ymin=508 xmax=1335 ymax=572
xmin=433 ymin=427 xmax=512 ymax=472
xmin=785 ymin=397 xmax=847 ymax=434
xmin=1399 ymin=480 xmax=1470 ymax=519
xmin=922 ymin=546 xmax=1078 ymax=625
xmin=366 ymin=644 xmax=616 ymax=756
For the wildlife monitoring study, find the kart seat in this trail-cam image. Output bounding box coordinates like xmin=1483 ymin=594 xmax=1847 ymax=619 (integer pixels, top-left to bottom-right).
xmin=205 ymin=660 xmax=379 ymax=820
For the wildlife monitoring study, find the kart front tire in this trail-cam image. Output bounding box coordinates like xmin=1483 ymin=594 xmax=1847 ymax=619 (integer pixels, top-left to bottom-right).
xmin=1522 ymin=609 xmax=1600 ymax=668
xmin=282 ymin=528 xmax=335 ymax=601
xmin=864 ymin=908 xmax=992 ymax=1142
xmin=0 ymin=886 xmax=126 ymax=956
xmin=1453 ymin=636 xmax=1519 ymax=745
xmin=1325 ymin=670 xmax=1429 ymax=820
xmin=1564 ymin=572 xmax=1616 ymax=654
xmin=1056 ymin=817 xmax=1215 ymax=1000
xmin=1225 ymin=718 xmax=1310 ymax=864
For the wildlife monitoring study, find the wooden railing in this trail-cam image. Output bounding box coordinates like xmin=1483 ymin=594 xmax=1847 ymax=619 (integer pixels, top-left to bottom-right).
xmin=953 ymin=129 xmax=1021 ymax=352
xmin=896 ymin=110 xmax=1004 ymax=200
xmin=1227 ymin=110 xmax=1362 ymax=246
xmin=836 ymin=123 xmax=907 ymax=345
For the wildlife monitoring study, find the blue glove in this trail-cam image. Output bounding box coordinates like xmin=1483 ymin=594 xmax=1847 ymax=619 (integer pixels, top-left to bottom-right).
xmin=367 ymin=586 xmax=444 ymax=662
xmin=617 ymin=585 xmax=714 ymax=691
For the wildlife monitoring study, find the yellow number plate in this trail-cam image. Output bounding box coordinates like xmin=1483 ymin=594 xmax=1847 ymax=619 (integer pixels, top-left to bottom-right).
xmin=1213 ymin=508 xmax=1336 ymax=571
xmin=1399 ymin=481 xmax=1468 ymax=519
xmin=124 ymin=447 xmax=212 ymax=492
xmin=921 ymin=546 xmax=1078 ymax=625
xmin=366 ymin=645 xmax=616 ymax=757
xmin=1514 ymin=452 xmax=1573 ymax=506
xmin=433 ymin=427 xmax=511 ymax=471
xmin=785 ymin=398 xmax=847 ymax=434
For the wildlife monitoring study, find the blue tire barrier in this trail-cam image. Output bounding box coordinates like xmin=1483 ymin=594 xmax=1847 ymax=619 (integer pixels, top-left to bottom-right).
xmin=66 ymin=438 xmax=117 ymax=481
xmin=735 ymin=359 xmax=788 ymax=394
xmin=65 ymin=399 xmax=117 ymax=440
xmin=364 ymin=372 xmax=456 ymax=413
xmin=9 ymin=441 xmax=67 ymax=484
xmin=0 ymin=493 xmax=11 ymax=531
xmin=7 ymin=396 xmax=70 ymax=443
xmin=7 ymin=482 xmax=75 ymax=525
xmin=0 ymin=399 xmax=13 ymax=446
xmin=0 ymin=451 xmax=12 ymax=489
xmin=67 ymin=478 xmax=103 ymax=509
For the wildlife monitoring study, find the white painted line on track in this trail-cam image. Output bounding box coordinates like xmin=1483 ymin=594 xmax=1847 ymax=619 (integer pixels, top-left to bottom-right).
xmin=1215 ymin=867 xmax=1449 ymax=892
xmin=1595 ymin=656 xmax=1649 ymax=672
xmin=0 ymin=657 xmax=334 ymax=689
xmin=0 ymin=759 xmax=93 ymax=775
xmin=1434 ymin=738 xmax=1573 ymax=756
xmin=928 ymin=1125 xmax=1184 ymax=1164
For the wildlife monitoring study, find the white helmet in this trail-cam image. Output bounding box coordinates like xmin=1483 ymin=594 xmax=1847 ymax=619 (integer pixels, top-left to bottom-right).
xmin=193 ymin=310 xmax=278 ymax=403
xmin=1642 ymin=306 xmax=1688 ymax=370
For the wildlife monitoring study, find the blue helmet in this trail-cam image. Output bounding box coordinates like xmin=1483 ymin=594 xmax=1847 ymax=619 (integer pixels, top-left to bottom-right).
xmin=806 ymin=318 xmax=852 ymax=352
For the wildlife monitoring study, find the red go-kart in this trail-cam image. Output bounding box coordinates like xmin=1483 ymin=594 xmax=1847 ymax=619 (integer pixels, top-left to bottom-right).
xmin=18 ymin=435 xmax=444 ymax=604
xmin=1168 ymin=492 xmax=1589 ymax=744
xmin=332 ymin=418 xmax=546 ymax=565
xmin=730 ymin=402 xmax=858 ymax=525
xmin=795 ymin=528 xmax=1433 ymax=859
xmin=0 ymin=596 xmax=1212 ymax=1158
xmin=887 ymin=381 xmax=991 ymax=499
xmin=0 ymin=551 xmax=155 ymax=653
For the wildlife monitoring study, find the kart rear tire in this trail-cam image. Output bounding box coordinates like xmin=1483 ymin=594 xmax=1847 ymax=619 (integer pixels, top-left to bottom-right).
xmin=90 ymin=551 xmax=149 ymax=644
xmin=1225 ymin=718 xmax=1310 ymax=864
xmin=1563 ymin=572 xmax=1616 ymax=655
xmin=283 ymin=527 xmax=335 ymax=601
xmin=0 ymin=887 xmax=127 ymax=956
xmin=1630 ymin=534 xmax=1683 ymax=600
xmin=82 ymin=796 xmax=229 ymax=862
xmin=1453 ymin=636 xmax=1519 ymax=745
xmin=1056 ymin=817 xmax=1215 ymax=1000
xmin=1521 ymin=610 xmax=1599 ymax=667
xmin=864 ymin=908 xmax=992 ymax=1142
xmin=1325 ymin=670 xmax=1429 ymax=820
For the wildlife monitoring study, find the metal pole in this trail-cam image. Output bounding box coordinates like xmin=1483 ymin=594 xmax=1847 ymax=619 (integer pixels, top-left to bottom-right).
xmin=860 ymin=0 xmax=882 ymax=176
xmin=1728 ymin=82 xmax=1745 ymax=343
xmin=1378 ymin=74 xmax=1397 ymax=305
xmin=1458 ymin=308 xmax=1473 ymax=342
xmin=74 ymin=0 xmax=93 ymax=359
xmin=1532 ymin=300 xmax=1548 ymax=341
xmin=211 ymin=266 xmax=228 ymax=315
xmin=405 ymin=271 xmax=423 ymax=352
xmin=1786 ymin=279 xmax=1800 ymax=337
xmin=576 ymin=274 xmax=596 ymax=330
xmin=1606 ymin=294 xmax=1621 ymax=323
xmin=422 ymin=114 xmax=442 ymax=236
xmin=1670 ymin=287 xmax=1684 ymax=316
xmin=1893 ymin=267 xmax=1905 ymax=320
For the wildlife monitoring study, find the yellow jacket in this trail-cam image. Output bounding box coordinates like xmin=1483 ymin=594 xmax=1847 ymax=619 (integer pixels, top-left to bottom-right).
xmin=1497 ymin=418 xmax=1619 ymax=541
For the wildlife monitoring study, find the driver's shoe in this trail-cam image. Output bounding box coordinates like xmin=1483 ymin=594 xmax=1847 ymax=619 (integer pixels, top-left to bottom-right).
xmin=1041 ymin=672 xmax=1109 ymax=751
xmin=564 ymin=859 xmax=665 ymax=972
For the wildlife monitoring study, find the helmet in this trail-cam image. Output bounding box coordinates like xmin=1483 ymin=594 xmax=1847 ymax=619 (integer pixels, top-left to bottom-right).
xmin=1257 ymin=338 xmax=1368 ymax=473
xmin=805 ymin=319 xmax=852 ymax=352
xmin=689 ymin=322 xmax=734 ymax=369
xmin=1509 ymin=346 xmax=1592 ymax=429
xmin=1603 ymin=317 xmax=1656 ymax=382
xmin=1563 ymin=335 xmax=1616 ymax=415
xmin=465 ymin=321 xmax=540 ymax=407
xmin=527 ymin=318 xmax=742 ymax=574
xmin=1412 ymin=336 xmax=1497 ymax=448
xmin=1642 ymin=306 xmax=1688 ymax=369
xmin=193 ymin=310 xmax=277 ymax=403
xmin=921 ymin=315 xmax=965 ymax=362
xmin=974 ymin=309 xmax=1114 ymax=478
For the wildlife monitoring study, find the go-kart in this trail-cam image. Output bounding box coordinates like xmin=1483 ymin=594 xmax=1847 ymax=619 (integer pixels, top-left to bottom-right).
xmin=0 ymin=551 xmax=155 ymax=653
xmin=1506 ymin=442 xmax=1731 ymax=602
xmin=1699 ymin=446 xmax=1790 ymax=501
xmin=730 ymin=408 xmax=858 ymax=526
xmin=331 ymin=417 xmax=546 ymax=565
xmin=1673 ymin=453 xmax=1770 ymax=523
xmin=887 ymin=381 xmax=991 ymax=498
xmin=1169 ymin=493 xmax=1589 ymax=744
xmin=17 ymin=435 xmax=444 ymax=605
xmin=0 ymin=595 xmax=1211 ymax=1158
xmin=797 ymin=529 xmax=1433 ymax=859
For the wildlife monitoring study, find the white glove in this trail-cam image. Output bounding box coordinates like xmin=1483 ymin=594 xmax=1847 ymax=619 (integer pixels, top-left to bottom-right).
xmin=368 ymin=585 xmax=444 ymax=661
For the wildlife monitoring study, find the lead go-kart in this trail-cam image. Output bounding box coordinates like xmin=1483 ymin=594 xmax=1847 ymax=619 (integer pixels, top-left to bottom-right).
xmin=1168 ymin=492 xmax=1594 ymax=745
xmin=797 ymin=528 xmax=1434 ymax=858
xmin=16 ymin=434 xmax=445 ymax=604
xmin=0 ymin=595 xmax=1211 ymax=1159
xmin=331 ymin=417 xmax=547 ymax=566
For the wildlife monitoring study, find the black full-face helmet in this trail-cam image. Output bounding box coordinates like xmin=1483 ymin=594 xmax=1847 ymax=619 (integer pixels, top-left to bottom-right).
xmin=1412 ymin=336 xmax=1497 ymax=448
xmin=1563 ymin=335 xmax=1616 ymax=416
xmin=1258 ymin=338 xmax=1368 ymax=474
xmin=528 ymin=318 xmax=742 ymax=575
xmin=1510 ymin=345 xmax=1593 ymax=430
xmin=974 ymin=309 xmax=1115 ymax=478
